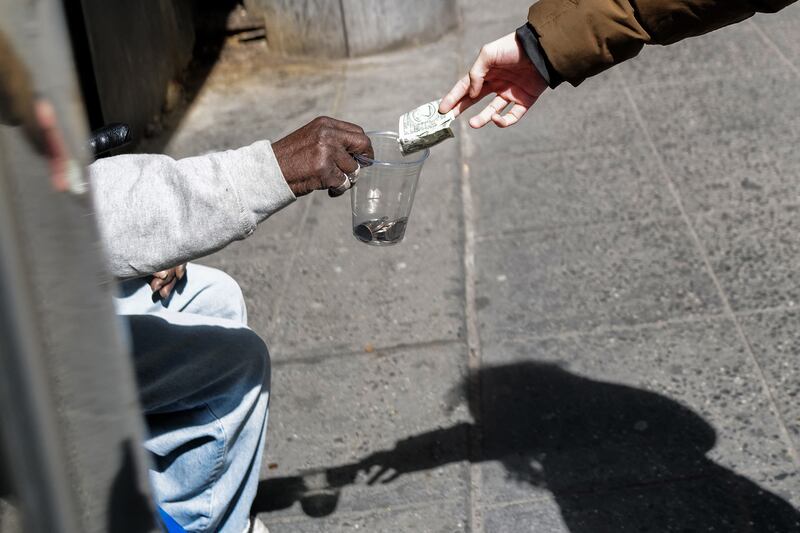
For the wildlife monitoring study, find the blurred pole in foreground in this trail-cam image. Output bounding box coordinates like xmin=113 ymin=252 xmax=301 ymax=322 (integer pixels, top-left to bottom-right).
xmin=0 ymin=0 xmax=157 ymax=532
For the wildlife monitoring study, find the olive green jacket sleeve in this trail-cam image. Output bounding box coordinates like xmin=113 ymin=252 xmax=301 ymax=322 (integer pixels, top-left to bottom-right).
xmin=528 ymin=0 xmax=797 ymax=86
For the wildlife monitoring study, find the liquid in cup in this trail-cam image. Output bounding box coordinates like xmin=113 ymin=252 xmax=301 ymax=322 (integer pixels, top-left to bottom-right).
xmin=350 ymin=132 xmax=429 ymax=246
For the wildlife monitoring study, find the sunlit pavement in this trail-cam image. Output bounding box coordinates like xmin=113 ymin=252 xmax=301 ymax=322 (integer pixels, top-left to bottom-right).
xmin=152 ymin=2 xmax=800 ymax=530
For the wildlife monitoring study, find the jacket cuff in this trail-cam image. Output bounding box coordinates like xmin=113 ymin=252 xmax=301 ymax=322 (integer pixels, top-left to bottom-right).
xmin=226 ymin=140 xmax=296 ymax=235
xmin=516 ymin=23 xmax=562 ymax=89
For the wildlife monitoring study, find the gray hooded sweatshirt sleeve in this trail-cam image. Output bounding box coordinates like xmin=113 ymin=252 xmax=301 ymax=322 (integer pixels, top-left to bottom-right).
xmin=89 ymin=140 xmax=295 ymax=279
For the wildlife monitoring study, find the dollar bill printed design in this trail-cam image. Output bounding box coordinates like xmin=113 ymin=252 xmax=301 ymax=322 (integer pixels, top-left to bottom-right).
xmin=398 ymin=99 xmax=456 ymax=155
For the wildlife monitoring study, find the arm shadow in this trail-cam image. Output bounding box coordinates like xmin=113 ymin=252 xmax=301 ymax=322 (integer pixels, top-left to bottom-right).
xmin=253 ymin=361 xmax=800 ymax=531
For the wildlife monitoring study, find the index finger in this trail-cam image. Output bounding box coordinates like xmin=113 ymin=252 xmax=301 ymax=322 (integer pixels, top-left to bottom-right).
xmin=439 ymin=75 xmax=470 ymax=114
xmin=337 ymin=130 xmax=374 ymax=160
xmin=441 ymin=79 xmax=495 ymax=119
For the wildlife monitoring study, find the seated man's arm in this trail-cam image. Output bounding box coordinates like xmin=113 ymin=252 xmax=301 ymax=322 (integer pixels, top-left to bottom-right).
xmin=89 ymin=140 xmax=295 ymax=279
xmin=90 ymin=117 xmax=373 ymax=279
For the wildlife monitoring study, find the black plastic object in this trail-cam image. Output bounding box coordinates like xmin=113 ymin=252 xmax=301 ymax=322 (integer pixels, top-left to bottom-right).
xmin=88 ymin=122 xmax=131 ymax=157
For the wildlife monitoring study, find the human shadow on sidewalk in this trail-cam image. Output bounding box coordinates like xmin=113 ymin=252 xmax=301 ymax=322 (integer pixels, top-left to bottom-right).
xmin=253 ymin=362 xmax=800 ymax=531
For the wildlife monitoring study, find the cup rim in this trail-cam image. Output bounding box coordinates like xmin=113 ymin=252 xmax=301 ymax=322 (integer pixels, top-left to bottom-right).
xmin=355 ymin=131 xmax=431 ymax=167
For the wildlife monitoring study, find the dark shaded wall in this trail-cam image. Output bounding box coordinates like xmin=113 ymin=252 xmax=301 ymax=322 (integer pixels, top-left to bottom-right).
xmin=80 ymin=0 xmax=195 ymax=141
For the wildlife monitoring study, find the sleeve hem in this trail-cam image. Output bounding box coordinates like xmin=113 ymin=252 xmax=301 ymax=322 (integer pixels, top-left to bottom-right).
xmin=223 ymin=140 xmax=296 ymax=237
xmin=516 ymin=23 xmax=563 ymax=89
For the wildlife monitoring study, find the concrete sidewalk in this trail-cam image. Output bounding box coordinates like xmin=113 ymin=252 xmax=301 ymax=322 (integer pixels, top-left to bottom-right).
xmin=155 ymin=2 xmax=800 ymax=530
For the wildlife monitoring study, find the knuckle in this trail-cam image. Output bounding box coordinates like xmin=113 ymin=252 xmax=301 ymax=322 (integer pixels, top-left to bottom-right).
xmin=321 ymin=126 xmax=339 ymax=143
xmin=311 ymin=116 xmax=329 ymax=131
xmin=314 ymin=154 xmax=332 ymax=174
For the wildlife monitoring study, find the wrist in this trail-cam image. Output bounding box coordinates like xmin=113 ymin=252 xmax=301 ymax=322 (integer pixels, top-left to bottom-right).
xmin=515 ymin=23 xmax=562 ymax=89
xmin=271 ymin=140 xmax=300 ymax=195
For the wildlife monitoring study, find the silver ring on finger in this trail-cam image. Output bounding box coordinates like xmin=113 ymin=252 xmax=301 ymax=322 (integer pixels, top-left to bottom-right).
xmin=332 ymin=173 xmax=352 ymax=194
xmin=349 ymin=161 xmax=361 ymax=184
xmin=331 ymin=161 xmax=361 ymax=194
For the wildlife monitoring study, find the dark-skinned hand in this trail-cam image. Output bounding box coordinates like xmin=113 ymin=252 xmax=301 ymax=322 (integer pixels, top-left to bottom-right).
xmin=271 ymin=116 xmax=373 ymax=198
xmin=150 ymin=263 xmax=187 ymax=299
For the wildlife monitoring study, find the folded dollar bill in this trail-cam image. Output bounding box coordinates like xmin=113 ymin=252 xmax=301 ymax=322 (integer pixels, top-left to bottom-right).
xmin=398 ymin=99 xmax=456 ymax=155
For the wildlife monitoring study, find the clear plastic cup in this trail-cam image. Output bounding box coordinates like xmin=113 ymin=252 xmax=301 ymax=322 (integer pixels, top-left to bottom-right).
xmin=351 ymin=131 xmax=430 ymax=246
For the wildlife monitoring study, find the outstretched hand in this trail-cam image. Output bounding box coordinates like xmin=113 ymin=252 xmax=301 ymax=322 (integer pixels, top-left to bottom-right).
xmin=439 ymin=32 xmax=548 ymax=129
